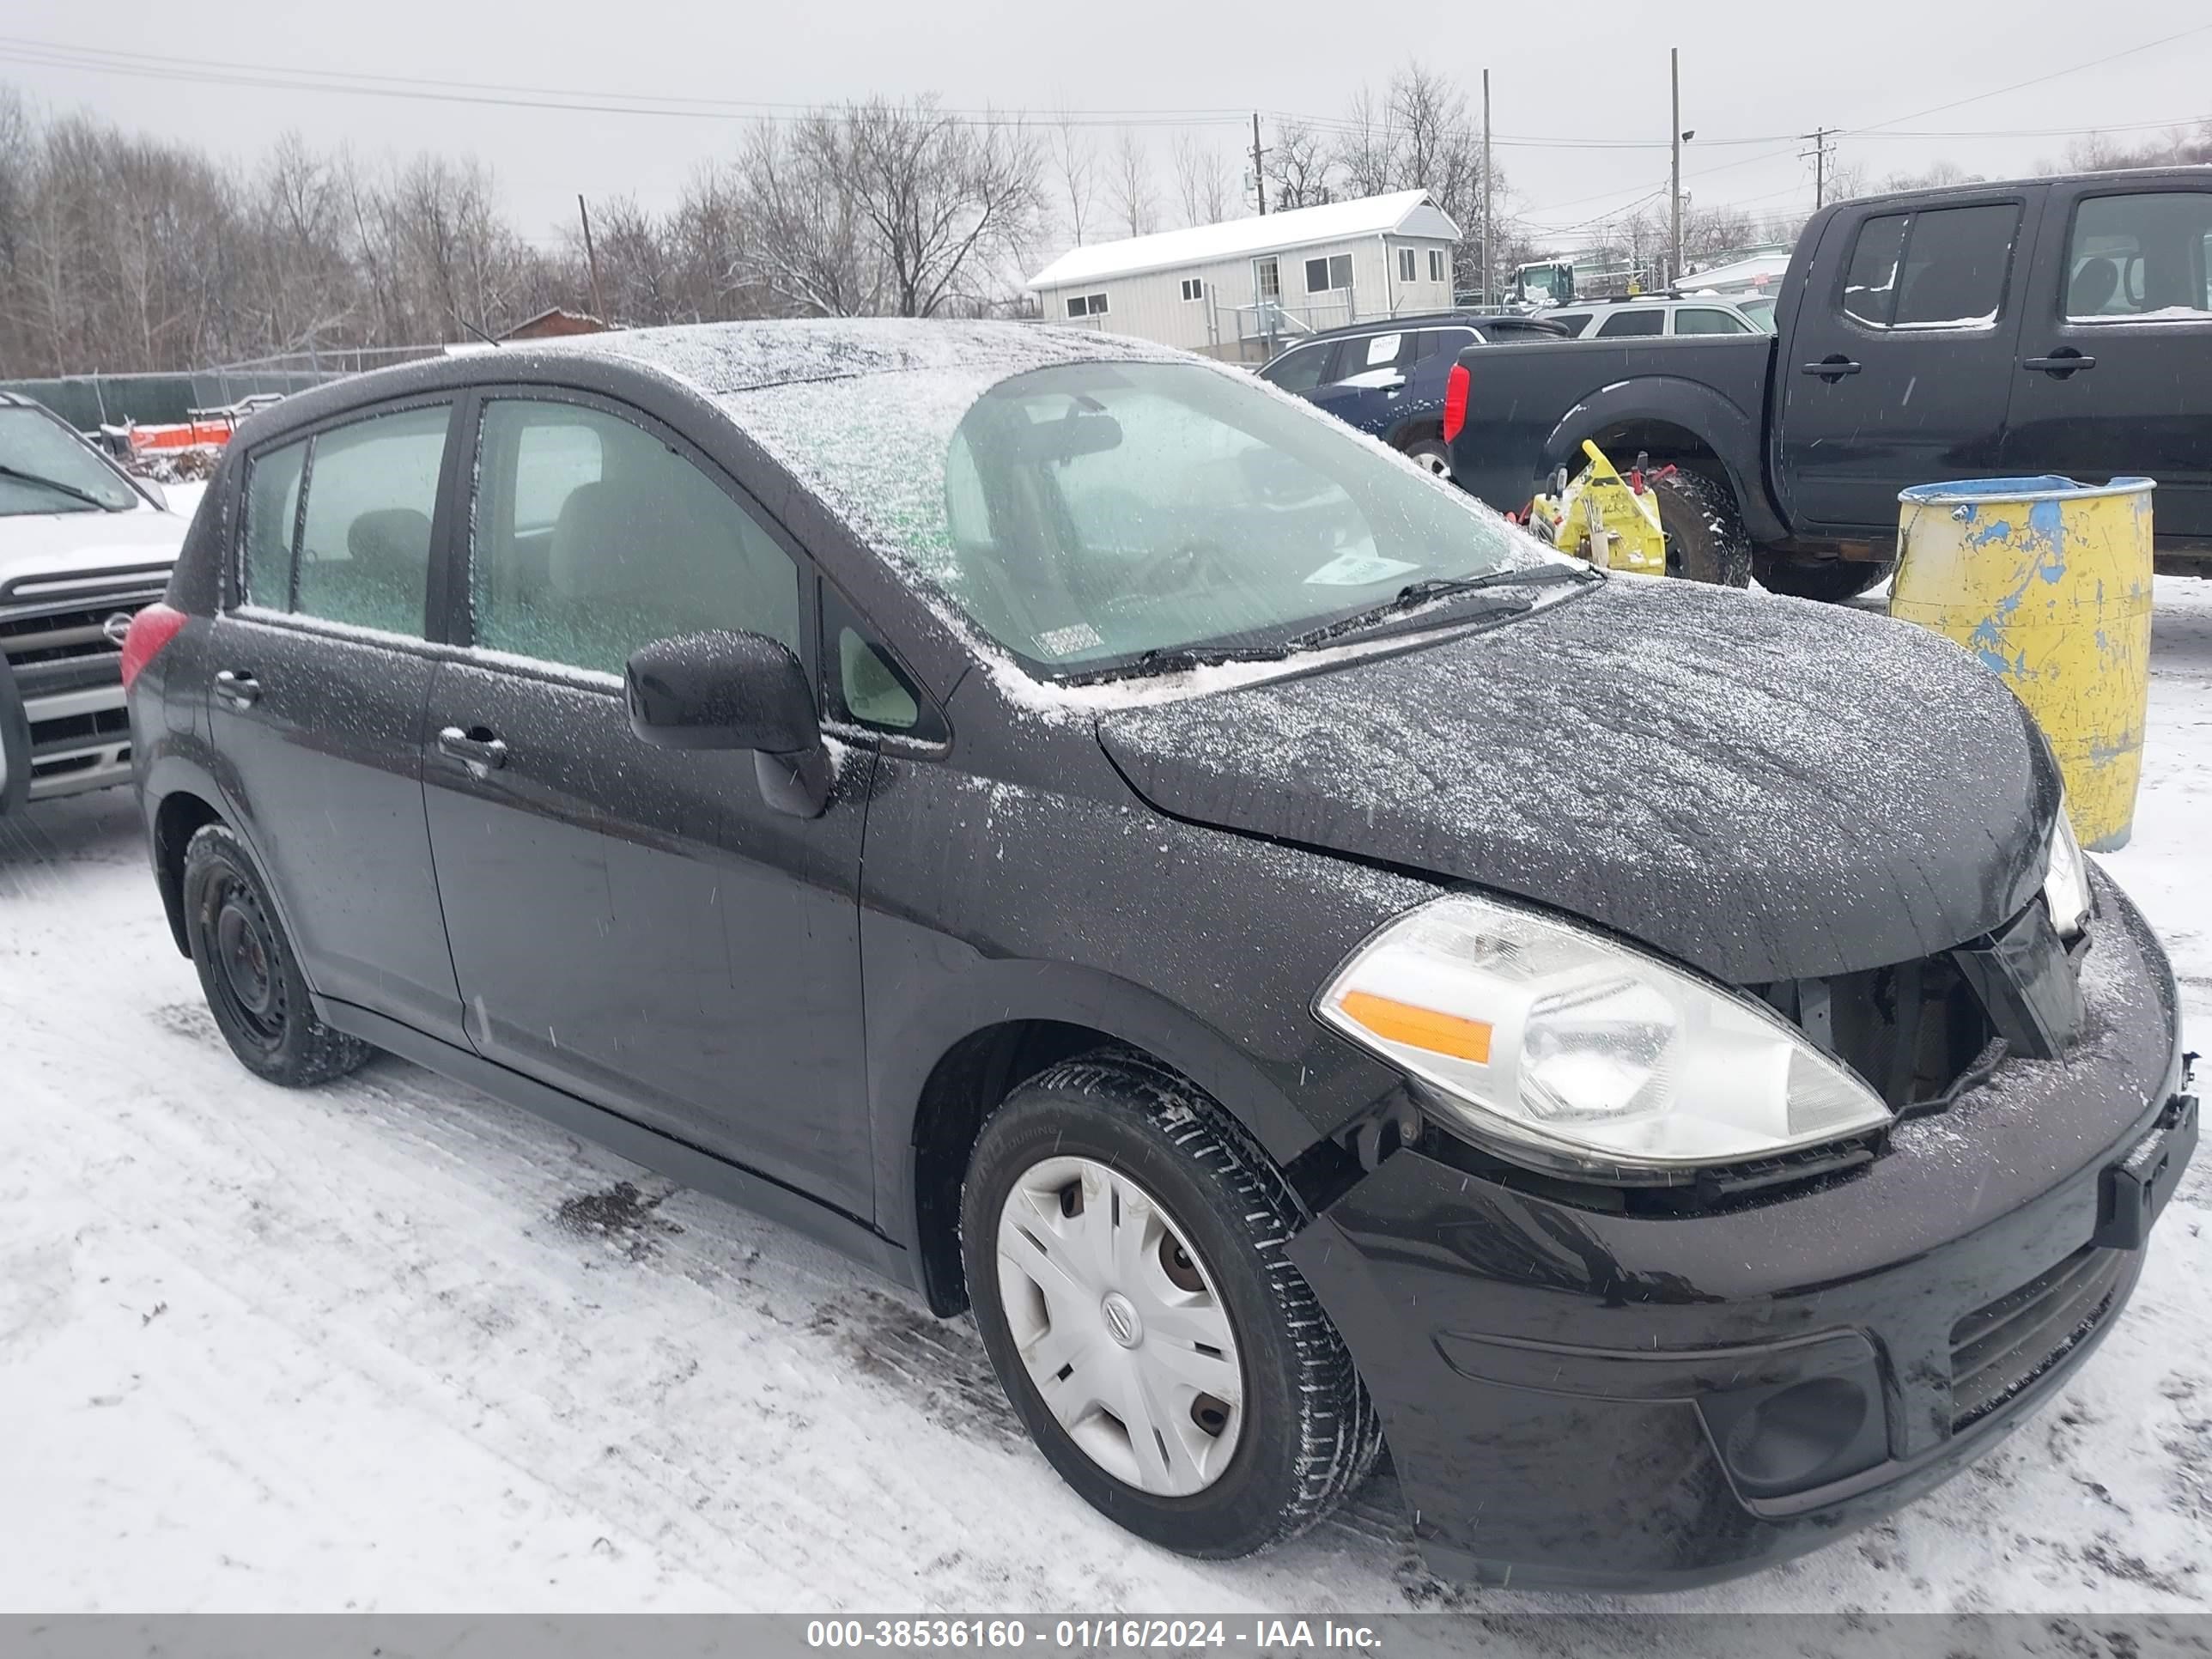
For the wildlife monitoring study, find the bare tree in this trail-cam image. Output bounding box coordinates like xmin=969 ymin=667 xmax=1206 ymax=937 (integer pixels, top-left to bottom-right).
xmin=1107 ymin=129 xmax=1156 ymax=239
xmin=842 ymin=98 xmax=1043 ymax=317
xmin=1050 ymin=109 xmax=1097 ymax=246
xmin=1265 ymin=118 xmax=1334 ymax=210
xmin=736 ymin=115 xmax=880 ymax=317
xmin=1170 ymin=133 xmax=1232 ymax=228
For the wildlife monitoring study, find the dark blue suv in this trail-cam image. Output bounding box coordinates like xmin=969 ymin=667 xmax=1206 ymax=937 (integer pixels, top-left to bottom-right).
xmin=1255 ymin=313 xmax=1566 ymax=477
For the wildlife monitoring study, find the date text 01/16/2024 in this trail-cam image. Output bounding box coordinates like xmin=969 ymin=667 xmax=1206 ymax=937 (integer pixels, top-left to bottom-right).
xmin=804 ymin=1620 xmax=1383 ymax=1650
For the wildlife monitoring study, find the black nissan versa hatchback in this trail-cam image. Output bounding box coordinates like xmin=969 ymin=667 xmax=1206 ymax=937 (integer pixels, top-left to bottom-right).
xmin=125 ymin=319 xmax=2195 ymax=1590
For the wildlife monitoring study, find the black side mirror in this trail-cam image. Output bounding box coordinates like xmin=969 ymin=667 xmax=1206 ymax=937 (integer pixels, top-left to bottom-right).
xmin=625 ymin=630 xmax=830 ymax=818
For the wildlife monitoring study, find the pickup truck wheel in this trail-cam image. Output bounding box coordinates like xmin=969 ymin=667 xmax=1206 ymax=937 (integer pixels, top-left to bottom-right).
xmin=182 ymin=823 xmax=375 ymax=1087
xmin=1654 ymin=469 xmax=1753 ymax=587
xmin=1753 ymin=552 xmax=1897 ymax=603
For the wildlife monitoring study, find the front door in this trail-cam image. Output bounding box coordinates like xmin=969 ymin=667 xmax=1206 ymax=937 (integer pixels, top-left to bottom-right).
xmin=205 ymin=399 xmax=465 ymax=1044
xmin=419 ymin=391 xmax=876 ymax=1219
xmin=2004 ymin=180 xmax=2212 ymax=542
xmin=1775 ymin=194 xmax=2038 ymax=533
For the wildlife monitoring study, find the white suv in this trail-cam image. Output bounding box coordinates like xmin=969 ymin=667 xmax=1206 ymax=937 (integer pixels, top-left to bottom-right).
xmin=1538 ymin=297 xmax=1766 ymax=339
xmin=0 ymin=394 xmax=187 ymax=815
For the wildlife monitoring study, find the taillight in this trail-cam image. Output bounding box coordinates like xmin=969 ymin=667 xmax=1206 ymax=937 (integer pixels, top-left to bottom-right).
xmin=1442 ymin=362 xmax=1471 ymax=444
xmin=119 ymin=602 xmax=187 ymax=691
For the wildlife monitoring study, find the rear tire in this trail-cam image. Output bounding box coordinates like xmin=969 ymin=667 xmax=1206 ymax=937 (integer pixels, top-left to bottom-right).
xmin=960 ymin=1048 xmax=1381 ymax=1559
xmin=1653 ymin=468 xmax=1753 ymax=587
xmin=181 ymin=823 xmax=374 ymax=1087
xmin=1753 ymin=551 xmax=1896 ymax=602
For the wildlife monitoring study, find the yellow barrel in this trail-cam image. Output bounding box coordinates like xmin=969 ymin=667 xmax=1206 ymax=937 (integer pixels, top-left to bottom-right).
xmin=1891 ymin=475 xmax=2154 ymax=850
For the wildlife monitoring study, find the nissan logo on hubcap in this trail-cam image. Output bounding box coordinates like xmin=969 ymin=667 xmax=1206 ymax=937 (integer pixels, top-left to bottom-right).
xmin=1101 ymin=1291 xmax=1143 ymax=1348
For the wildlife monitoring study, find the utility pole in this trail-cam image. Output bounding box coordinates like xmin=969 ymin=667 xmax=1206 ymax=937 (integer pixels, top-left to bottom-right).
xmin=1800 ymin=127 xmax=1840 ymax=209
xmin=1481 ymin=69 xmax=1492 ymax=307
xmin=577 ymin=193 xmax=605 ymax=321
xmin=1251 ymin=114 xmax=1267 ymax=216
xmin=1669 ymin=48 xmax=1682 ymax=289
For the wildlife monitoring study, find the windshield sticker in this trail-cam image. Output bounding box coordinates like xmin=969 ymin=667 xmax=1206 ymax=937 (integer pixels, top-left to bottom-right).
xmin=1036 ymin=622 xmax=1106 ymax=658
xmin=1304 ymin=550 xmax=1421 ymax=587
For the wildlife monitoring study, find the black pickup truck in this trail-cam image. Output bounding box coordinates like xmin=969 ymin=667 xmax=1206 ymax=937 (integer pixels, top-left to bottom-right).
xmin=1447 ymin=168 xmax=2212 ymax=599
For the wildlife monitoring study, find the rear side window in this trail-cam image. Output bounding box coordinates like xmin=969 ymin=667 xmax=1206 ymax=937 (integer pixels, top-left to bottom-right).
xmin=1547 ymin=313 xmax=1592 ymax=336
xmin=470 ymin=398 xmax=800 ymax=678
xmin=1674 ymin=307 xmax=1752 ymax=335
xmin=1595 ymin=309 xmax=1664 ymax=337
xmin=2065 ymin=191 xmax=2212 ymax=319
xmin=240 ymin=404 xmax=447 ymax=636
xmin=1840 ymin=204 xmax=2019 ymax=329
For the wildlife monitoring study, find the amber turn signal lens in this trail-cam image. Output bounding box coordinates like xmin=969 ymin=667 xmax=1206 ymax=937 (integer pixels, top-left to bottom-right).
xmin=1339 ymin=990 xmax=1492 ymax=1063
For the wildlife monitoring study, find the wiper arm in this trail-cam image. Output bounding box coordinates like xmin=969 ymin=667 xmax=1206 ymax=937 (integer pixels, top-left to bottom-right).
xmin=0 ymin=463 xmax=120 ymax=511
xmin=1060 ymin=641 xmax=1291 ymax=685
xmin=1291 ymin=561 xmax=1594 ymax=647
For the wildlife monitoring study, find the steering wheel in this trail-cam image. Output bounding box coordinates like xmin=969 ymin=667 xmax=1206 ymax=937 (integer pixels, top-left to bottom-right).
xmin=1127 ymin=537 xmax=1233 ymax=597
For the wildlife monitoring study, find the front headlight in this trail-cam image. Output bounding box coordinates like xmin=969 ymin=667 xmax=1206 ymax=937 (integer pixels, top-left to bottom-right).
xmin=2042 ymin=803 xmax=2091 ymax=941
xmin=1315 ymin=896 xmax=1891 ymax=1176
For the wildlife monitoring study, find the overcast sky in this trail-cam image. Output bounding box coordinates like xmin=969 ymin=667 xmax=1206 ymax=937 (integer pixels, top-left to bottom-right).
xmin=6 ymin=0 xmax=2209 ymax=252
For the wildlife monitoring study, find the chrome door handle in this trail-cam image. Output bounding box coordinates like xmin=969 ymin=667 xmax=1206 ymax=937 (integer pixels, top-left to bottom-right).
xmin=214 ymin=669 xmax=260 ymax=707
xmin=436 ymin=725 xmax=508 ymax=778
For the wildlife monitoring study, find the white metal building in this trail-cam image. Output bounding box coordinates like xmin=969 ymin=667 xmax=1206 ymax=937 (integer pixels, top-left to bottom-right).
xmin=1026 ymin=190 xmax=1462 ymax=361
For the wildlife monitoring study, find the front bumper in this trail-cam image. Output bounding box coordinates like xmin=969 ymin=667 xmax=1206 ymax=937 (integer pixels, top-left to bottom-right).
xmin=1287 ymin=871 xmax=2192 ymax=1590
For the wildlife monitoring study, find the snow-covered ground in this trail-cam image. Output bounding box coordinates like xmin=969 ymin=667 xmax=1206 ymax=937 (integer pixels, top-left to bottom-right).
xmin=2 ymin=580 xmax=2208 ymax=1616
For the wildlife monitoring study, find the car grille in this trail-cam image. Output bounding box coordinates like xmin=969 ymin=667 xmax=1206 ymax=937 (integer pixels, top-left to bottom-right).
xmin=1756 ymin=950 xmax=1996 ymax=1113
xmin=1 ymin=576 xmax=170 ymax=799
xmin=1949 ymin=1245 xmax=2125 ymax=1430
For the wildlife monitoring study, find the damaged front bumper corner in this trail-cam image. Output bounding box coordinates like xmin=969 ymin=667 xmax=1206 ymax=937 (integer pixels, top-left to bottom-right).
xmin=1287 ymin=872 xmax=2193 ymax=1591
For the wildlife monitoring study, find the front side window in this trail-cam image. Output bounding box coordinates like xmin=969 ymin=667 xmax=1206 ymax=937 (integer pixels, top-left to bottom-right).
xmin=1257 ymin=344 xmax=1333 ymax=394
xmin=0 ymin=406 xmax=140 ymax=516
xmin=241 ymin=404 xmax=447 ymax=636
xmin=2065 ymin=192 xmax=2212 ymax=320
xmin=1841 ymin=204 xmax=2019 ymax=329
xmin=1595 ymin=309 xmax=1664 ymax=338
xmin=762 ymin=359 xmax=1540 ymax=678
xmin=471 ymin=398 xmax=799 ymax=678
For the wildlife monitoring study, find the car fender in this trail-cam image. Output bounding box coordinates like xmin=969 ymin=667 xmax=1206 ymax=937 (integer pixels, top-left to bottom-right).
xmin=1540 ymin=374 xmax=1786 ymax=544
xmin=140 ymin=742 xmax=277 ymax=960
xmin=872 ymin=954 xmax=1332 ymax=1255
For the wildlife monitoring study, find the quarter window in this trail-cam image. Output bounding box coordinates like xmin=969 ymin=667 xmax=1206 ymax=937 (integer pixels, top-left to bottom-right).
xmin=2065 ymin=192 xmax=2212 ymax=319
xmin=240 ymin=404 xmax=447 ymax=636
xmin=469 ymin=399 xmax=800 ymax=678
xmin=1841 ymin=204 xmax=2019 ymax=329
xmin=1674 ymin=307 xmax=1752 ymax=335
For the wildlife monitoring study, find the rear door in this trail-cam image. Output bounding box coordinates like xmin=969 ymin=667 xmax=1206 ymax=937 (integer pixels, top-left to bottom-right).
xmin=420 ymin=388 xmax=876 ymax=1218
xmin=2004 ymin=179 xmax=2212 ymax=541
xmin=1306 ymin=329 xmax=1419 ymax=435
xmin=1776 ymin=191 xmax=2039 ymax=532
xmin=205 ymin=398 xmax=465 ymax=1043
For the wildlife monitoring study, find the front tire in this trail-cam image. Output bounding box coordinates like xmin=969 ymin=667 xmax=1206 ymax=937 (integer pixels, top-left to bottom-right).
xmin=182 ymin=823 xmax=374 ymax=1087
xmin=1754 ymin=551 xmax=1896 ymax=602
xmin=1654 ymin=467 xmax=1753 ymax=586
xmin=960 ymin=1049 xmax=1381 ymax=1558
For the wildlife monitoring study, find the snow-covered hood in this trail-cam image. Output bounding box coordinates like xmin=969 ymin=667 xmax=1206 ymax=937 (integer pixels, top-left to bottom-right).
xmin=1096 ymin=579 xmax=2060 ymax=984
xmin=0 ymin=507 xmax=185 ymax=592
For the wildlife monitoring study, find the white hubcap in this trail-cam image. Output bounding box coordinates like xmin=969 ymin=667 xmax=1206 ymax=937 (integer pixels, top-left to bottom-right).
xmin=995 ymin=1156 xmax=1244 ymax=1496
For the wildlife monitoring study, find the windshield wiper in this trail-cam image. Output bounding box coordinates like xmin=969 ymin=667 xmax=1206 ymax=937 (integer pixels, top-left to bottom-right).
xmin=1290 ymin=561 xmax=1595 ymax=648
xmin=1060 ymin=641 xmax=1291 ymax=685
xmin=0 ymin=463 xmax=121 ymax=511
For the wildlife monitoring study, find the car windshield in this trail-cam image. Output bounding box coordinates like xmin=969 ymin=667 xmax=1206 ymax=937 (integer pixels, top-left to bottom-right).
xmin=0 ymin=407 xmax=139 ymax=516
xmin=726 ymin=359 xmax=1546 ymax=678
